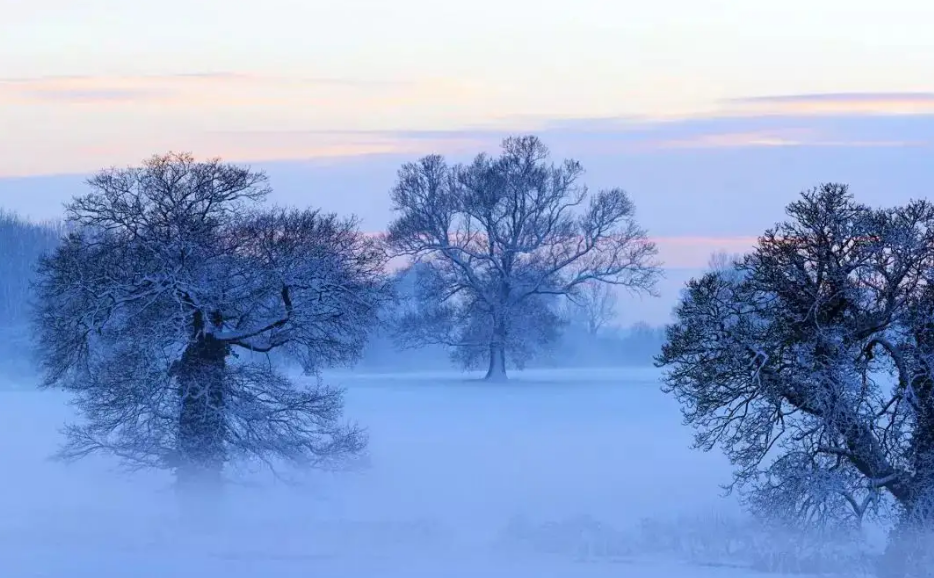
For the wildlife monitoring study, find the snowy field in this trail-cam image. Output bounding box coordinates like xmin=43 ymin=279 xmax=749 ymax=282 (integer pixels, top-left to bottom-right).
xmin=0 ymin=367 xmax=872 ymax=577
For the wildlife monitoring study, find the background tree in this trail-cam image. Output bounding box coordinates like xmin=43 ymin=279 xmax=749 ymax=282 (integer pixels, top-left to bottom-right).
xmin=0 ymin=211 xmax=64 ymax=324
xmin=32 ymin=152 xmax=391 ymax=495
xmin=656 ymin=184 xmax=934 ymax=577
xmin=387 ymin=135 xmax=661 ymax=380
xmin=564 ymin=279 xmax=619 ymax=336
xmin=0 ymin=212 xmax=65 ymax=377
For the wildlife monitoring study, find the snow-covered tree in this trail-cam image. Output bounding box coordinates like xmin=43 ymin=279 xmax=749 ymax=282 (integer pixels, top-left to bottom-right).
xmin=657 ymin=184 xmax=934 ymax=576
xmin=387 ymin=135 xmax=661 ymax=380
xmin=32 ymin=152 xmax=391 ymax=493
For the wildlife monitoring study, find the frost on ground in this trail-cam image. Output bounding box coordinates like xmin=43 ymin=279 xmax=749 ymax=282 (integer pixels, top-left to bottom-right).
xmin=495 ymin=512 xmax=878 ymax=575
xmin=0 ymin=368 xmax=882 ymax=577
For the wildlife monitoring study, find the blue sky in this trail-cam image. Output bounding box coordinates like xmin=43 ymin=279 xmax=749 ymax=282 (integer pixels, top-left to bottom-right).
xmin=2 ymin=0 xmax=933 ymax=323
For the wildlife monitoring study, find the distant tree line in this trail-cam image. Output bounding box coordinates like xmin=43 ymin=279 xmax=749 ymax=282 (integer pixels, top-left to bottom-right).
xmin=356 ymin=319 xmax=665 ymax=372
xmin=0 ymin=213 xmax=67 ymax=377
xmin=356 ymin=264 xmax=665 ymax=372
xmin=0 ymin=211 xmax=65 ymax=324
xmin=0 ymin=211 xmax=665 ymax=374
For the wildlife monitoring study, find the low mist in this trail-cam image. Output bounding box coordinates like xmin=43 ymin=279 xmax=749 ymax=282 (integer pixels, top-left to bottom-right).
xmin=0 ymin=365 xmax=880 ymax=577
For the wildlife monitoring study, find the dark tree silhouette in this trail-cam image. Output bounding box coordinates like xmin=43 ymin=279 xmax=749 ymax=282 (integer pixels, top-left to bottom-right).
xmin=658 ymin=184 xmax=934 ymax=577
xmin=32 ymin=152 xmax=391 ymax=494
xmin=387 ymin=135 xmax=661 ymax=380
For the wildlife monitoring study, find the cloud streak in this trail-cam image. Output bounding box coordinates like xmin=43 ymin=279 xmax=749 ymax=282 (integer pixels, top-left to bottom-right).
xmin=730 ymin=92 xmax=934 ymax=104
xmin=0 ymin=72 xmax=412 ymax=88
xmin=723 ymin=92 xmax=934 ymax=117
xmin=0 ymin=72 xmax=427 ymax=105
xmin=648 ymin=129 xmax=925 ymax=150
xmin=14 ymin=88 xmax=173 ymax=103
xmin=220 ymin=104 xmax=931 ymax=157
xmin=377 ymin=235 xmax=752 ymax=271
xmin=651 ymin=236 xmax=758 ymax=269
xmin=2 ymin=89 xmax=933 ymax=177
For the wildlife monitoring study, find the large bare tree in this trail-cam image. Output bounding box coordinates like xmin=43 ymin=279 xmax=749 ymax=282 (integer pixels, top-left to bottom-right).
xmin=32 ymin=153 xmax=391 ymax=494
xmin=657 ymin=184 xmax=934 ymax=577
xmin=387 ymin=135 xmax=661 ymax=380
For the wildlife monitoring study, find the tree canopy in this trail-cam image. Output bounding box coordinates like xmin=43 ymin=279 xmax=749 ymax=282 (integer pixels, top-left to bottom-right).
xmin=657 ymin=184 xmax=934 ymax=575
xmin=387 ymin=135 xmax=661 ymax=379
xmin=32 ymin=152 xmax=391 ymax=489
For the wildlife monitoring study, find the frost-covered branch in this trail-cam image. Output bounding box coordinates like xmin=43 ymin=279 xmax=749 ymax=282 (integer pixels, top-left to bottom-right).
xmin=658 ymin=184 xmax=934 ymax=543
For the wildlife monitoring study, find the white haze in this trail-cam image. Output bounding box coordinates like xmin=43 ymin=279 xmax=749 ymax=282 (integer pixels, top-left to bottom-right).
xmin=0 ymin=365 xmax=879 ymax=577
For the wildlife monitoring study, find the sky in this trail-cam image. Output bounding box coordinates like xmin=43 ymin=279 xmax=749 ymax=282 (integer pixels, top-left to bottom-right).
xmin=2 ymin=0 xmax=934 ymax=324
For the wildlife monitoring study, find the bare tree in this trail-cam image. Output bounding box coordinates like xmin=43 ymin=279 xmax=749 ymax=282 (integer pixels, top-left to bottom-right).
xmin=32 ymin=152 xmax=391 ymax=494
xmin=387 ymin=135 xmax=661 ymax=380
xmin=657 ymin=184 xmax=934 ymax=577
xmin=565 ymin=279 xmax=619 ymax=336
xmin=706 ymin=249 xmax=744 ymax=275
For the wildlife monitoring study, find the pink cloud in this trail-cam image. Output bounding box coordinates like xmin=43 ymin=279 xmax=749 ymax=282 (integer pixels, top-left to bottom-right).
xmin=0 ymin=72 xmax=468 ymax=108
xmin=3 ymin=86 xmax=934 ymax=177
xmin=644 ymin=128 xmax=925 ymax=150
xmin=651 ymin=236 xmax=758 ymax=269
xmin=377 ymin=234 xmax=758 ymax=271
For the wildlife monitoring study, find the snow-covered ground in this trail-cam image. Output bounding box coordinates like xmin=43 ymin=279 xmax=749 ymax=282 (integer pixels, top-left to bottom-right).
xmin=0 ymin=367 xmax=872 ymax=577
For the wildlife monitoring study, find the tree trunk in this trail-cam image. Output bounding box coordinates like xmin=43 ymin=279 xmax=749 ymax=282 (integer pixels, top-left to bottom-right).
xmin=880 ymin=403 xmax=934 ymax=578
xmin=588 ymin=317 xmax=599 ymax=337
xmin=879 ymin=506 xmax=934 ymax=578
xmin=484 ymin=313 xmax=508 ymax=380
xmin=175 ymin=329 xmax=228 ymax=499
xmin=485 ymin=341 xmax=507 ymax=381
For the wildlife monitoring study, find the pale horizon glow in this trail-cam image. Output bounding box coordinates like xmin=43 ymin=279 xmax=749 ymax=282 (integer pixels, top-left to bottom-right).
xmin=3 ymin=0 xmax=934 ymax=176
